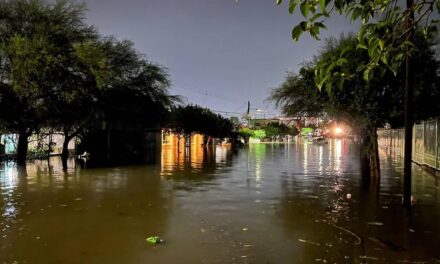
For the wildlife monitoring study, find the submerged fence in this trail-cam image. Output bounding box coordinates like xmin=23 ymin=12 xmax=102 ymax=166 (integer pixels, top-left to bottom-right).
xmin=377 ymin=119 xmax=440 ymax=171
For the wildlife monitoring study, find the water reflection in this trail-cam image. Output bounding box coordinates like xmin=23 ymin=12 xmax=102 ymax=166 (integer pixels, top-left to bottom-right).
xmin=318 ymin=144 xmax=324 ymax=174
xmin=161 ymin=145 xmax=232 ymax=177
xmin=0 ymin=158 xmax=172 ymax=264
xmin=249 ymin=144 xmax=266 ymax=188
xmin=1 ymin=161 xmax=19 ymax=191
xmin=303 ymin=140 xmax=309 ymax=174
xmin=278 ymin=139 xmax=440 ymax=262
xmin=0 ymin=140 xmax=439 ymax=263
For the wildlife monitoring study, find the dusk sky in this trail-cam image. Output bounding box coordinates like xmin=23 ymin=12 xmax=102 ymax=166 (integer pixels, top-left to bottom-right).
xmin=81 ymin=0 xmax=358 ymax=118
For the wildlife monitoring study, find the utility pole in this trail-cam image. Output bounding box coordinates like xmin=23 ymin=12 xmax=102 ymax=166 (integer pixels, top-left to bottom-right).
xmin=247 ymin=101 xmax=250 ymax=127
xmin=403 ymin=0 xmax=415 ymax=209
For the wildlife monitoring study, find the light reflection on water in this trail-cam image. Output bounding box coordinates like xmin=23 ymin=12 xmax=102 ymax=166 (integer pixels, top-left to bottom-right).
xmin=0 ymin=140 xmax=440 ymax=263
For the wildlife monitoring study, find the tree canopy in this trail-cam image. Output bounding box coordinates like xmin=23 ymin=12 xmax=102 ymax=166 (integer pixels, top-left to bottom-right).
xmin=276 ymin=0 xmax=439 ymax=86
xmin=0 ymin=0 xmax=179 ymax=164
xmin=270 ymin=33 xmax=440 ymax=130
xmin=269 ymin=33 xmax=440 ymax=180
xmin=169 ymin=105 xmax=234 ymax=139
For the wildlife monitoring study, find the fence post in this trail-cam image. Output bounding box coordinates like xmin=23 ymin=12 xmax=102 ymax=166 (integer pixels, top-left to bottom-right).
xmin=436 ymin=119 xmax=439 ymax=170
xmin=421 ymin=122 xmax=424 ymax=164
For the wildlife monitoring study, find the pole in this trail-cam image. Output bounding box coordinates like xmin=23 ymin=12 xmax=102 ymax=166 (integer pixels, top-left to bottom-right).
xmin=247 ymin=101 xmax=250 ymax=127
xmin=403 ymin=0 xmax=415 ymax=208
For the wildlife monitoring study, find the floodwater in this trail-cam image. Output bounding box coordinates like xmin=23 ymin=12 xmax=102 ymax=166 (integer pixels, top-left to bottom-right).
xmin=1 ymin=139 xmax=440 ymax=264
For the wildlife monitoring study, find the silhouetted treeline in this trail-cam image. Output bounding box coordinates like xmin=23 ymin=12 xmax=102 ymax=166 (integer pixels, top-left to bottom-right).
xmin=0 ymin=0 xmax=176 ymax=165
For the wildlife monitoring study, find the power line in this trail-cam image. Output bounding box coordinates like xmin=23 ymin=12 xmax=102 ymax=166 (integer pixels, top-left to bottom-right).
xmin=171 ymin=82 xmax=280 ymax=117
xmin=212 ymin=110 xmax=244 ymax=115
xmin=171 ymin=81 xmax=247 ymax=104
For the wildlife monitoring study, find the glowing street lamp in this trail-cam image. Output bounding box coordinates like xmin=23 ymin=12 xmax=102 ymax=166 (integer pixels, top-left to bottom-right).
xmin=334 ymin=127 xmax=343 ymax=135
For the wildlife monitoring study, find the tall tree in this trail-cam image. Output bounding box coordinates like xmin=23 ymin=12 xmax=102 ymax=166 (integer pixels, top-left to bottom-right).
xmin=269 ymin=66 xmax=327 ymax=119
xmin=52 ymin=38 xmax=177 ymax=165
xmin=275 ymin=0 xmax=439 ymax=207
xmin=269 ymin=34 xmax=440 ymax=179
xmin=170 ymin=104 xmax=234 ymax=143
xmin=76 ymin=38 xmax=179 ymax=164
xmin=0 ymin=0 xmax=95 ymax=164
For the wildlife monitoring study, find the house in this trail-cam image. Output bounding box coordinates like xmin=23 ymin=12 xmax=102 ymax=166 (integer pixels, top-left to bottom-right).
xmin=0 ymin=133 xmax=76 ymax=157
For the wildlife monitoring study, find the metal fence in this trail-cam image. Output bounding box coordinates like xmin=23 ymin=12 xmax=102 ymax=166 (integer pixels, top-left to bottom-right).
xmin=378 ymin=119 xmax=440 ymax=171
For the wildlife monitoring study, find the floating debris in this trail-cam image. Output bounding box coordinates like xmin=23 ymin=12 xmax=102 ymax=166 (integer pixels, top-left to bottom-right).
xmin=360 ymin=255 xmax=379 ymax=260
xmin=298 ymin=238 xmax=321 ymax=246
xmin=366 ymin=222 xmax=384 ymax=226
xmin=368 ymin=237 xmax=404 ymax=251
xmin=146 ymin=236 xmax=164 ymax=244
xmin=333 ymin=225 xmax=362 ymax=245
xmin=397 ymin=260 xmax=430 ymax=263
xmin=242 ymin=227 xmax=248 ymax=231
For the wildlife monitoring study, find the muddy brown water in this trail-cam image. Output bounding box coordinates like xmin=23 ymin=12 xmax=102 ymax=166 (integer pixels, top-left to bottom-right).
xmin=1 ymin=139 xmax=439 ymax=263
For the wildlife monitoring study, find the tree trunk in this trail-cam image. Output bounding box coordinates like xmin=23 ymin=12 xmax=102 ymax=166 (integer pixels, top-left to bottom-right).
xmin=177 ymin=133 xmax=181 ymax=153
xmin=16 ymin=130 xmax=28 ymax=166
xmin=47 ymin=131 xmax=53 ymax=159
xmin=61 ymin=133 xmax=71 ymax=170
xmin=360 ymin=128 xmax=371 ymax=179
xmin=370 ymin=127 xmax=381 ymax=179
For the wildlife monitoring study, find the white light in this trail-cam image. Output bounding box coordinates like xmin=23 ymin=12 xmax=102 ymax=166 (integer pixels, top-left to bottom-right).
xmin=334 ymin=127 xmax=343 ymax=134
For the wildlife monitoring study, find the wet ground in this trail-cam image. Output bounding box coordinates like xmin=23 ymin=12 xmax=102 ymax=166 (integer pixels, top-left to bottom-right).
xmin=1 ymin=139 xmax=439 ymax=263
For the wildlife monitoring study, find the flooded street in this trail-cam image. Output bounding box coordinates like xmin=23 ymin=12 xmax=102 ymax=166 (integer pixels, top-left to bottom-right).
xmin=1 ymin=139 xmax=440 ymax=263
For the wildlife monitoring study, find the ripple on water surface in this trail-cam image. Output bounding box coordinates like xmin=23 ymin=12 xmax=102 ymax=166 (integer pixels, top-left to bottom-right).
xmin=1 ymin=140 xmax=440 ymax=263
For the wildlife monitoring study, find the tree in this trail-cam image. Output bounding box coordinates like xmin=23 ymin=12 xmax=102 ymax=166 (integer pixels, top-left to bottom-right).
xmin=0 ymin=0 xmax=95 ymax=165
xmin=276 ymin=0 xmax=439 ymax=207
xmin=252 ymin=129 xmax=266 ymax=139
xmin=97 ymin=39 xmax=176 ymax=128
xmin=0 ymin=0 xmax=179 ymax=166
xmin=319 ymin=34 xmax=440 ymax=178
xmin=269 ymin=34 xmax=440 ymax=179
xmin=76 ymin=38 xmax=179 ymax=164
xmin=238 ymin=127 xmax=254 ymax=144
xmin=44 ymin=37 xmax=108 ymax=166
xmin=269 ymin=66 xmax=327 ymax=119
xmin=170 ymin=105 xmax=234 ymax=145
xmin=276 ymin=0 xmax=437 ymax=75
xmin=263 ymin=122 xmax=298 ymax=138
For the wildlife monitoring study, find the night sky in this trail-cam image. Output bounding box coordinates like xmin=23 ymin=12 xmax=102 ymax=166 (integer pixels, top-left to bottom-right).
xmin=80 ymin=0 xmax=358 ymax=118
